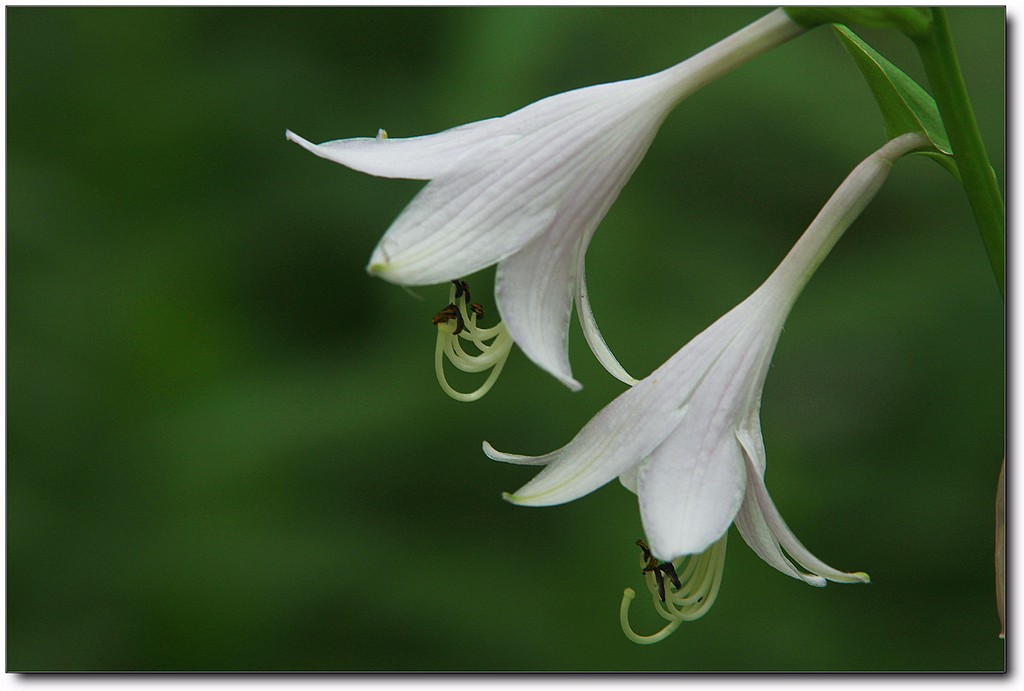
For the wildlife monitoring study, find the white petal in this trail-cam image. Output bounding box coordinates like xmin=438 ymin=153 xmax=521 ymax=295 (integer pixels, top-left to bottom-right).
xmin=734 ymin=491 xmax=825 ymax=586
xmin=494 ymin=108 xmax=664 ymax=388
xmin=366 ymin=146 xmax=569 ymax=285
xmin=367 ymin=76 xmax=677 ymax=287
xmin=481 ymin=441 xmax=556 ymax=467
xmin=735 ymin=428 xmax=869 ymax=584
xmin=367 ymin=99 xmax=644 ymax=287
xmin=576 ymin=258 xmax=639 ymax=386
xmin=286 ymin=69 xmax=665 ymax=184
xmin=285 ymin=121 xmax=501 ymax=180
xmin=494 ymin=223 xmax=581 ymax=392
xmin=496 ymin=291 xmax=765 ymax=507
xmin=618 ymin=465 xmax=640 ymax=495
xmin=732 ymin=428 xmax=826 ymax=586
xmin=497 ymin=377 xmax=687 ymax=507
xmin=636 ymin=413 xmax=747 ymax=561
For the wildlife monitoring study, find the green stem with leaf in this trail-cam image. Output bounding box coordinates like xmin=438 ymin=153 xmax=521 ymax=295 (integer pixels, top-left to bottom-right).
xmin=912 ymin=8 xmax=1004 ymax=298
xmin=786 ymin=6 xmax=1005 ymax=297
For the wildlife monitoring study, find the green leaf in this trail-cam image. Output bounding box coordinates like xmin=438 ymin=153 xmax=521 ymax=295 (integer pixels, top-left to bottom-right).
xmin=833 ymin=24 xmax=959 ymax=180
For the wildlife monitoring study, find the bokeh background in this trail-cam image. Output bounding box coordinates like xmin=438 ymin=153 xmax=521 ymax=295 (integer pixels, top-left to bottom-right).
xmin=7 ymin=6 xmax=1004 ymax=672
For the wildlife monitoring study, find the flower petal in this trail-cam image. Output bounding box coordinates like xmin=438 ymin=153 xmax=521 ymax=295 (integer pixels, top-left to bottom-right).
xmin=494 ymin=222 xmax=581 ymax=392
xmin=285 ymin=120 xmax=502 ymax=180
xmin=365 ymin=129 xmax=585 ymax=286
xmin=618 ymin=465 xmax=640 ymax=494
xmin=494 ymin=288 xmax=771 ymax=508
xmin=496 ymin=377 xmax=688 ymax=507
xmin=481 ymin=441 xmax=556 ymax=467
xmin=494 ymin=109 xmax=665 ymax=388
xmin=576 ymin=257 xmax=639 ymax=386
xmin=732 ymin=428 xmax=826 ymax=586
xmin=735 ymin=427 xmax=869 ymax=584
xmin=636 ymin=413 xmax=747 ymax=561
xmin=367 ymin=75 xmax=679 ymax=287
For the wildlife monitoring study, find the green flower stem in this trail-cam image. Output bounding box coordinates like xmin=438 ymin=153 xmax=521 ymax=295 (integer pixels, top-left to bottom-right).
xmin=912 ymin=8 xmax=1004 ymax=298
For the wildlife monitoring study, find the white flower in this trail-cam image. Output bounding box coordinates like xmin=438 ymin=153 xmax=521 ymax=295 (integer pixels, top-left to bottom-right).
xmin=286 ymin=9 xmax=805 ymax=396
xmin=485 ymin=133 xmax=928 ymax=641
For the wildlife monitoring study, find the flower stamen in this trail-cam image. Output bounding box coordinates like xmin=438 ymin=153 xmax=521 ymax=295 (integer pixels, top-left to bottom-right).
xmin=620 ymin=534 xmax=729 ymax=644
xmin=636 ymin=539 xmax=682 ymax=602
xmin=452 ymin=279 xmax=471 ymax=302
xmin=432 ymin=303 xmax=464 ymax=334
xmin=433 ymin=279 xmax=513 ymax=402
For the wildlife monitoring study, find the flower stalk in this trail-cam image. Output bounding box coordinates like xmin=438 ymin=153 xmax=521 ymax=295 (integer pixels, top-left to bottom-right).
xmin=911 ymin=8 xmax=1004 ymax=298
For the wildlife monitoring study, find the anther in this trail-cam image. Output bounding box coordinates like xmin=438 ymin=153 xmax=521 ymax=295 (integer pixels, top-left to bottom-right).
xmin=431 ymin=304 xmax=457 ymax=326
xmin=660 ymin=561 xmax=682 ymax=590
xmin=636 ymin=539 xmax=653 ymax=563
xmin=653 ymin=567 xmax=667 ymax=602
xmin=469 ymin=302 xmax=484 ymax=320
xmin=451 ymin=279 xmax=471 ymax=303
xmin=620 ymin=534 xmax=729 ymax=644
xmin=637 ymin=539 xmax=677 ymax=602
xmin=432 ymin=303 xmax=465 ymax=335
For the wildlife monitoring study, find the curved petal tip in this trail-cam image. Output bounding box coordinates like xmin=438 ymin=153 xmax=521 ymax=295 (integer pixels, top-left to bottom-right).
xmin=482 ymin=441 xmax=555 ymax=467
xmin=285 ymin=129 xmax=316 ymax=151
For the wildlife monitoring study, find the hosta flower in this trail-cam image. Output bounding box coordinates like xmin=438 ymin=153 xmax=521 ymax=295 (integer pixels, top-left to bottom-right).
xmin=485 ymin=133 xmax=928 ymax=642
xmin=286 ymin=8 xmax=805 ymax=399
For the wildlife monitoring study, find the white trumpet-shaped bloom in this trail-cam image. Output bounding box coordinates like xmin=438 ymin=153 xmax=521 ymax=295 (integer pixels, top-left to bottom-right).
xmin=486 ymin=134 xmax=928 ymax=637
xmin=287 ymin=9 xmax=805 ymax=392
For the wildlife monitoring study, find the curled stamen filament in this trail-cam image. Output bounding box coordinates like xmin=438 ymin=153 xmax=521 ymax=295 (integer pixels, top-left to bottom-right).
xmin=620 ymin=533 xmax=729 ymax=644
xmin=434 ymin=286 xmax=513 ymax=402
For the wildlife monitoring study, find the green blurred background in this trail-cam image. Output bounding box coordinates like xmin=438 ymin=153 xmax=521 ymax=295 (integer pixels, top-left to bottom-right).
xmin=7 ymin=6 xmax=1004 ymax=672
